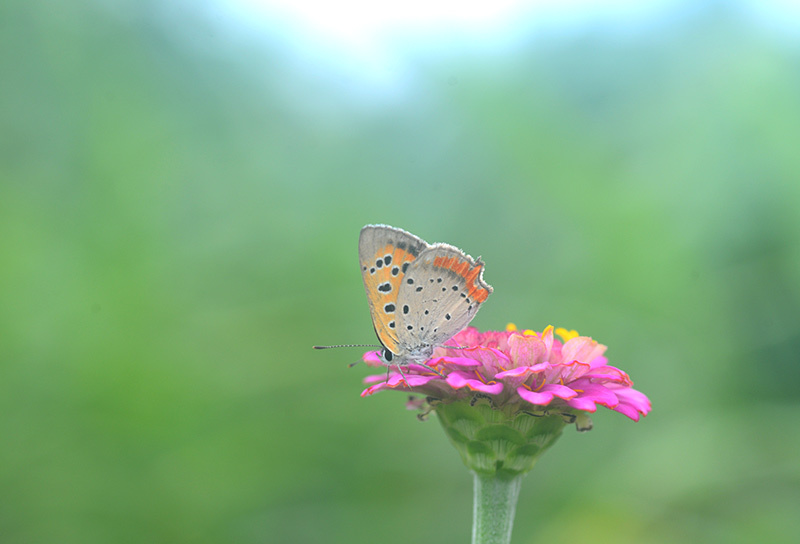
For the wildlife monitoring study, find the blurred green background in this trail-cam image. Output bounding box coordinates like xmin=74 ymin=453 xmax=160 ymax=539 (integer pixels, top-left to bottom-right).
xmin=2 ymin=0 xmax=800 ymax=542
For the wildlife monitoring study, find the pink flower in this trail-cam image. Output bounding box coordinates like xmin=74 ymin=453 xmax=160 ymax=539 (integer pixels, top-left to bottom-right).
xmin=362 ymin=325 xmax=651 ymax=422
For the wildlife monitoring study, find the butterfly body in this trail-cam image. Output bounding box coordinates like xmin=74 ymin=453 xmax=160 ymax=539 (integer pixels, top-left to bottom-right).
xmin=359 ymin=225 xmax=492 ymax=367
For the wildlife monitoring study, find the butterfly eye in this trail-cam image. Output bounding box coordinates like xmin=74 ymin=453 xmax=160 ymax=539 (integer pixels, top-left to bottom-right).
xmin=382 ymin=348 xmax=394 ymax=362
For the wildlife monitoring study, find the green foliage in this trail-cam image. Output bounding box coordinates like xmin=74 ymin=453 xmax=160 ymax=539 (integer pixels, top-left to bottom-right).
xmin=2 ymin=1 xmax=799 ymax=543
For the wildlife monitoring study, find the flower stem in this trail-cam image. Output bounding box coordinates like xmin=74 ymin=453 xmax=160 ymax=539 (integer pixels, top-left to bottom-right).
xmin=472 ymin=472 xmax=523 ymax=544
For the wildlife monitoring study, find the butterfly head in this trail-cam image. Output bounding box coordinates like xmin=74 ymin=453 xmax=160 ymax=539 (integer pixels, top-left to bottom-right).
xmin=377 ymin=342 xmax=435 ymax=367
xmin=379 ymin=346 xmax=396 ymax=364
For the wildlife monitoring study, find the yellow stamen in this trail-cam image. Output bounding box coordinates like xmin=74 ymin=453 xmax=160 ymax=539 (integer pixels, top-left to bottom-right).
xmin=555 ymin=327 xmax=579 ymax=342
xmin=506 ymin=323 xmax=518 ymax=332
xmin=522 ymin=329 xmax=537 ymax=336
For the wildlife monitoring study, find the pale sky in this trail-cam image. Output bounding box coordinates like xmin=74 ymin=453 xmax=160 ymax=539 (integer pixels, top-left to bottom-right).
xmin=213 ymin=0 xmax=800 ymax=92
xmin=222 ymin=0 xmax=678 ymax=51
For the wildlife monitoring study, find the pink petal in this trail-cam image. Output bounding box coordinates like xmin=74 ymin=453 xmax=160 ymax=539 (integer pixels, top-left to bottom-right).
xmin=494 ymin=365 xmax=545 ymax=389
xmin=456 ymin=347 xmax=512 ymax=375
xmin=585 ymin=365 xmax=632 ymax=385
xmin=587 ymin=355 xmax=609 ymax=369
xmin=517 ymin=383 xmax=577 ymax=405
xmin=394 ymin=374 xmax=439 ymax=388
xmin=361 ymin=383 xmax=389 ymax=396
xmin=540 ymin=383 xmax=578 ymax=400
xmin=361 ymin=373 xmax=439 ymax=395
xmin=571 ymin=383 xmax=619 ymax=408
xmin=433 ymin=355 xmax=487 ymax=368
xmin=566 ymin=397 xmax=598 ymax=412
xmin=561 ymin=336 xmax=607 ymax=364
xmin=446 ymin=371 xmax=504 ymax=394
xmin=612 ymin=403 xmax=643 ymax=421
xmin=549 ymin=360 xmax=591 ymax=382
xmin=450 ymin=327 xmax=481 ymax=348
xmin=477 ymin=330 xmax=514 ymax=351
xmin=363 ymin=350 xmax=383 ymax=365
xmin=364 ymin=374 xmax=388 ymax=384
xmin=507 ymin=334 xmax=546 ymax=366
xmin=495 ymin=363 xmax=550 ymax=379
xmin=404 ymin=360 xmax=450 ymax=373
xmin=517 ymin=387 xmax=553 ymax=405
xmin=613 ymin=387 xmax=652 ymax=415
xmin=540 ymin=326 xmax=555 ymax=359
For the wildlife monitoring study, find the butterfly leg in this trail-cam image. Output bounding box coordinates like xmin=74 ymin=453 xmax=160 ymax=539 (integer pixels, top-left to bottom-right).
xmin=415 ymin=362 xmax=444 ymax=377
xmin=385 ymin=363 xmax=411 ymax=388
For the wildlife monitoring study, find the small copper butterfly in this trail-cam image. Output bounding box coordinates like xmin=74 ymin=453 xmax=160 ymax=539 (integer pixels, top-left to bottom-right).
xmin=358 ymin=224 xmax=492 ymax=367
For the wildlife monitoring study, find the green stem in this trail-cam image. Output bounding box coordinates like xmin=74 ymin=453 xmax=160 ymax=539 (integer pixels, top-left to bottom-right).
xmin=472 ymin=472 xmax=523 ymax=544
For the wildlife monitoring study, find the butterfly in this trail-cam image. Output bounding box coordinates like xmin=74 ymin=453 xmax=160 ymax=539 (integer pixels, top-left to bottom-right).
xmin=358 ymin=224 xmax=492 ymax=368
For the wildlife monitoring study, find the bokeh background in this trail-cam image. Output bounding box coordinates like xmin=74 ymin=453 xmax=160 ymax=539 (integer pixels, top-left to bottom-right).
xmin=3 ymin=0 xmax=800 ymax=542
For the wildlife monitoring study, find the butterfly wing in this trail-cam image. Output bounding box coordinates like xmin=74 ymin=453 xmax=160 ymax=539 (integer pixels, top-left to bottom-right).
xmin=394 ymin=244 xmax=492 ymax=351
xmin=358 ymin=225 xmax=429 ymax=355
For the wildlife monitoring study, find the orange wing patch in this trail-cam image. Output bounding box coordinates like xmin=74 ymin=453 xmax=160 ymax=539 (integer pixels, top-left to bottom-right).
xmin=361 ymin=244 xmax=418 ymax=353
xmin=432 ymin=255 xmax=490 ymax=303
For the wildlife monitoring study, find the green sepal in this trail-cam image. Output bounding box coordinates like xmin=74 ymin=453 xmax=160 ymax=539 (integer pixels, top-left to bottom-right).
xmin=435 ymin=399 xmax=568 ymax=478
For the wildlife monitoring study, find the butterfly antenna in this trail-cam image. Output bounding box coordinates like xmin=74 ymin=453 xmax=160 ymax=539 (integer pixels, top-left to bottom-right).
xmin=313 ymin=344 xmax=381 ymax=369
xmin=313 ymin=344 xmax=380 ymax=349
